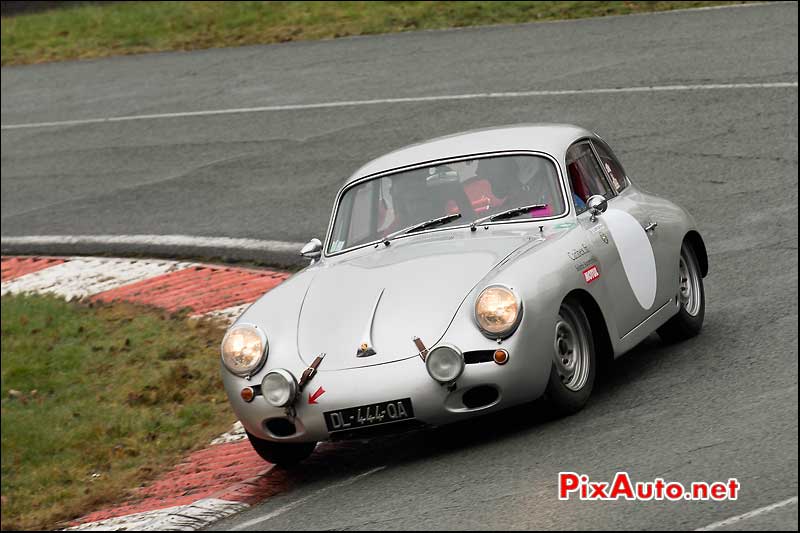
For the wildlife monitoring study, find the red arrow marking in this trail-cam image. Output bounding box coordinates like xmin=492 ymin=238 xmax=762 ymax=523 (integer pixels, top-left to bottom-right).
xmin=308 ymin=387 xmax=325 ymax=404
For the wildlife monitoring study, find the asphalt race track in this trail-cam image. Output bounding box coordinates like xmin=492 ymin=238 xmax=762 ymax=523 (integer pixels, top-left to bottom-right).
xmin=1 ymin=2 xmax=798 ymax=530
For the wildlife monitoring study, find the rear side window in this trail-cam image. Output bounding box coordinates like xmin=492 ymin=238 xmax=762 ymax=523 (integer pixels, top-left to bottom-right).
xmin=565 ymin=142 xmax=613 ymax=214
xmin=593 ymin=140 xmax=629 ymax=193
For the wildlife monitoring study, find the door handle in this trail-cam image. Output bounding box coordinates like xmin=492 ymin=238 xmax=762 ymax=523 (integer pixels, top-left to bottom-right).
xmin=644 ymin=221 xmax=658 ymax=232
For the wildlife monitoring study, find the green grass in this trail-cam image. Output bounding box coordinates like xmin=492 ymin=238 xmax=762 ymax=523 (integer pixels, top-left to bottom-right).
xmin=1 ymin=1 xmax=754 ymax=66
xmin=0 ymin=294 xmax=233 ymax=530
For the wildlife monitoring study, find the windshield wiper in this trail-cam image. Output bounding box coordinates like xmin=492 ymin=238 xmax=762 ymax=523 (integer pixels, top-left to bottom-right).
xmin=383 ymin=212 xmax=462 ymax=245
xmin=470 ymin=203 xmax=548 ymax=231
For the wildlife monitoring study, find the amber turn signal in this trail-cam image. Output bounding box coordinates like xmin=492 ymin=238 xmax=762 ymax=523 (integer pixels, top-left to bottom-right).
xmin=240 ymin=387 xmax=255 ymax=402
xmin=493 ymin=349 xmax=509 ymax=365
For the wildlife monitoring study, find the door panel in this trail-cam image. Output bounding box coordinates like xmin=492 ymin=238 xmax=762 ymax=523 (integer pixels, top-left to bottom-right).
xmin=603 ymin=208 xmax=657 ymax=310
xmin=630 ymin=190 xmax=684 ymax=313
xmin=591 ymin=140 xmax=676 ymax=315
xmin=577 ymin=205 xmax=652 ymax=337
xmin=567 ymin=139 xmax=654 ymax=337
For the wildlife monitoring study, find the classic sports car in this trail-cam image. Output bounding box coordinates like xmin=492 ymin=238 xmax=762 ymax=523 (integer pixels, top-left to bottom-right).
xmin=221 ymin=124 xmax=708 ymax=465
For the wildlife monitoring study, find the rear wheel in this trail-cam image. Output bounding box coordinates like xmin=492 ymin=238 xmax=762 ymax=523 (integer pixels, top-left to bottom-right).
xmin=657 ymin=242 xmax=705 ymax=343
xmin=246 ymin=431 xmax=316 ymax=466
xmin=543 ymin=297 xmax=596 ymax=415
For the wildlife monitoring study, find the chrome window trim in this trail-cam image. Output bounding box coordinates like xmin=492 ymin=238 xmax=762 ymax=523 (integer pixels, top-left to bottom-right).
xmin=323 ymin=150 xmax=572 ymax=258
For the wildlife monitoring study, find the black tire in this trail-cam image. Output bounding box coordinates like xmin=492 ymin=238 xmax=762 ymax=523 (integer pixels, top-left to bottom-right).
xmin=246 ymin=431 xmax=316 ymax=466
xmin=543 ymin=296 xmax=596 ymax=416
xmin=657 ymin=242 xmax=705 ymax=343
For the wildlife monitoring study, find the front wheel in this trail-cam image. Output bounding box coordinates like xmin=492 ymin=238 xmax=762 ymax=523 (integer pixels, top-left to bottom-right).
xmin=246 ymin=431 xmax=316 ymax=466
xmin=543 ymin=297 xmax=596 ymax=416
xmin=657 ymin=242 xmax=705 ymax=343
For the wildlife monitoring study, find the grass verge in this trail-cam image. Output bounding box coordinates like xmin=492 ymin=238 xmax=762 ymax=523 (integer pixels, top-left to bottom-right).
xmin=1 ymin=1 xmax=754 ymax=66
xmin=0 ymin=294 xmax=232 ymax=530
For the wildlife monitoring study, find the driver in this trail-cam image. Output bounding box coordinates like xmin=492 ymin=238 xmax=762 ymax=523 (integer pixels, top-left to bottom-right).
xmin=389 ymin=165 xmax=474 ymax=232
xmin=480 ymin=156 xmax=554 ymax=212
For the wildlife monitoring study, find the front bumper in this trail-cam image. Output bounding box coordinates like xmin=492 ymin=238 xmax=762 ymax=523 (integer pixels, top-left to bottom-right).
xmin=223 ymin=317 xmax=553 ymax=443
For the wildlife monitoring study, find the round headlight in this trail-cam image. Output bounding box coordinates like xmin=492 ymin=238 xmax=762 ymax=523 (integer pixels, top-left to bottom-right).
xmin=475 ymin=285 xmax=522 ymax=338
xmin=426 ymin=345 xmax=465 ymax=384
xmin=221 ymin=324 xmax=267 ymax=376
xmin=261 ymin=369 xmax=297 ymax=407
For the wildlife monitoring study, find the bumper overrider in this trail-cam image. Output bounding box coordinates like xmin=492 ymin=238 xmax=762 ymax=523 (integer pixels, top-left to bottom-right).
xmin=222 ymin=307 xmax=555 ymax=444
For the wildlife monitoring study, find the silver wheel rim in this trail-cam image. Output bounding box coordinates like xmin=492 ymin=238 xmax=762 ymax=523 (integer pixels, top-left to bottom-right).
xmin=678 ymin=250 xmax=701 ymax=317
xmin=553 ymin=306 xmax=590 ymax=392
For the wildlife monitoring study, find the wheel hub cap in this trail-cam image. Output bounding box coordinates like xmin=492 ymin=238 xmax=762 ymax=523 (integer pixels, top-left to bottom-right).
xmin=678 ymin=253 xmax=701 ymax=317
xmin=553 ymin=309 xmax=590 ymax=392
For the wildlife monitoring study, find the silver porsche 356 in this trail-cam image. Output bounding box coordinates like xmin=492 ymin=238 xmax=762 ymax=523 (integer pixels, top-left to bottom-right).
xmin=221 ymin=124 xmax=708 ymax=465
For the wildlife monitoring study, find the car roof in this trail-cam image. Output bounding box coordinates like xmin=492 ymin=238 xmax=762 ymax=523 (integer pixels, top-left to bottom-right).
xmin=347 ymin=123 xmax=594 ymax=185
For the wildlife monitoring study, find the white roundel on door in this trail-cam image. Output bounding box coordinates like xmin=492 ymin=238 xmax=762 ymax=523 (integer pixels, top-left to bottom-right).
xmin=603 ymin=209 xmax=657 ymax=309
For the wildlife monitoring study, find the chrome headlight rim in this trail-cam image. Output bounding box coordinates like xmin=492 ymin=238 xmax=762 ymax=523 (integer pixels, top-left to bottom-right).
xmin=425 ymin=343 xmax=465 ymax=384
xmin=261 ymin=368 xmax=298 ymax=407
xmin=220 ymin=323 xmax=269 ymax=377
xmin=474 ymin=284 xmax=523 ymax=339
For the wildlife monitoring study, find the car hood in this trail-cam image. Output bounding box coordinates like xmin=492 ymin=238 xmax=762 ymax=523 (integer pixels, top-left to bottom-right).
xmin=297 ymin=233 xmax=529 ymax=370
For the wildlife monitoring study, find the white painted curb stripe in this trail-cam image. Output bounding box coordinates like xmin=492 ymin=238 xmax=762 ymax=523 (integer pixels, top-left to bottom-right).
xmin=200 ymin=302 xmax=253 ymax=324
xmin=210 ymin=421 xmax=248 ymax=446
xmin=0 ymin=234 xmax=305 ymax=254
xmin=65 ymin=498 xmax=249 ymax=531
xmin=696 ymin=496 xmax=798 ymax=531
xmin=1 ymin=257 xmax=192 ymax=300
xmin=2 ymin=82 xmax=796 ymax=130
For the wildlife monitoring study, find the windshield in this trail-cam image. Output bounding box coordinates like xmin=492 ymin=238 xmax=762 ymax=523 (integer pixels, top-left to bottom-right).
xmin=328 ymin=154 xmax=565 ymax=254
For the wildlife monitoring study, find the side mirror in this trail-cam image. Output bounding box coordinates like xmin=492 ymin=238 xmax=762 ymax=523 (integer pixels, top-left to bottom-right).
xmin=587 ymin=195 xmax=608 ymax=222
xmin=300 ymin=238 xmax=322 ymax=263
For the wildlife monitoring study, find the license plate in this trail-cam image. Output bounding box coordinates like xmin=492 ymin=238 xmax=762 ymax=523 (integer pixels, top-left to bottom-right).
xmin=324 ymin=398 xmax=414 ymax=433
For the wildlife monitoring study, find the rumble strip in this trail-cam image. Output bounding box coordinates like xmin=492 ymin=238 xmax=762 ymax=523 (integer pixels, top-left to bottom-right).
xmin=1 ymin=256 xmax=298 ymax=531
xmin=1 ymin=256 xmax=289 ymax=321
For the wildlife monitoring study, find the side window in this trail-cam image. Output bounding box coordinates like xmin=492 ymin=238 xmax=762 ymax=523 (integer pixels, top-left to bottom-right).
xmin=565 ymin=142 xmax=613 ymax=214
xmin=593 ymin=140 xmax=629 ymax=193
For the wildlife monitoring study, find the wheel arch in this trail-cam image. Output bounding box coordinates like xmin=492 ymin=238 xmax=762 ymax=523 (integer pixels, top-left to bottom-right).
xmin=564 ymin=289 xmax=614 ymax=370
xmin=684 ymin=230 xmax=709 ymax=277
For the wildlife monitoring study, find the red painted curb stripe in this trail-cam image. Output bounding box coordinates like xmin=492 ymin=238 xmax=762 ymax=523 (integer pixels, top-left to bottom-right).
xmin=91 ymin=265 xmax=289 ymax=314
xmin=1 ymin=256 xmax=65 ymax=281
xmin=69 ymin=437 xmax=363 ymax=526
xmin=71 ymin=441 xmax=269 ymax=525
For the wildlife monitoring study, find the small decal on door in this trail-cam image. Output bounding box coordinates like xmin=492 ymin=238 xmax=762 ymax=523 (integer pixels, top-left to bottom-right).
xmin=588 ymin=224 xmax=610 ymax=244
xmin=568 ymin=243 xmax=591 ymax=260
xmin=583 ymin=265 xmax=600 ymax=284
